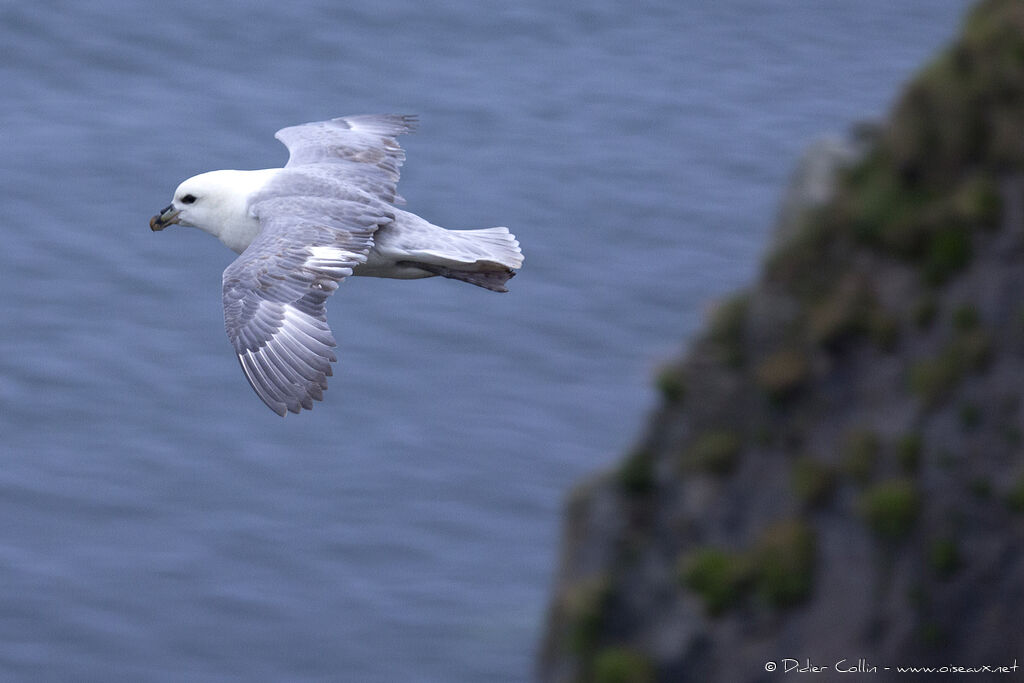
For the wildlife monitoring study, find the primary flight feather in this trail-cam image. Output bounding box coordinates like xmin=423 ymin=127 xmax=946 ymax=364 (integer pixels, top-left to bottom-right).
xmin=150 ymin=114 xmax=523 ymax=416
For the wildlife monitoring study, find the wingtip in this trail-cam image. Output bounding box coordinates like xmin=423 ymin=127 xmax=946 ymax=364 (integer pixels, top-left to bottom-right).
xmin=236 ymin=351 xmax=334 ymax=417
xmin=330 ymin=113 xmax=418 ymax=136
xmin=398 ymin=114 xmax=419 ymax=133
xmin=373 ymin=113 xmax=418 ymax=136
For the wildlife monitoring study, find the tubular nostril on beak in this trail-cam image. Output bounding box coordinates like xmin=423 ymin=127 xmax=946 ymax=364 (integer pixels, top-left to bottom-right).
xmin=149 ymin=204 xmax=181 ymax=231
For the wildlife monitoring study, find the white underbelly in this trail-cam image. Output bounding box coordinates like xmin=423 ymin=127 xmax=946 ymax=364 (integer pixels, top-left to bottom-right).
xmin=351 ymin=210 xmax=446 ymax=279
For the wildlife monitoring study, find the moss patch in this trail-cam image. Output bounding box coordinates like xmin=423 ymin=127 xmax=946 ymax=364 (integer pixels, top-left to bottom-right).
xmin=897 ymin=433 xmax=923 ymax=474
xmin=593 ymin=648 xmax=656 ymax=683
xmin=970 ymin=477 xmax=993 ymax=499
xmin=959 ymin=402 xmax=982 ymax=431
xmin=929 ymin=538 xmax=962 ymax=579
xmin=791 ymin=457 xmax=836 ymax=508
xmin=754 ymin=349 xmax=810 ymax=402
xmin=680 ymin=547 xmax=748 ymax=616
xmin=618 ymin=449 xmax=655 ymax=497
xmin=909 ymin=329 xmax=992 ymax=407
xmin=860 ymin=479 xmax=921 ymax=540
xmin=751 ymin=519 xmax=817 ymax=608
xmin=923 ymin=226 xmax=973 ymax=285
xmin=913 ymin=296 xmax=939 ymax=329
xmin=655 ymin=364 xmax=686 ymax=403
xmin=1006 ymin=474 xmax=1024 ymax=512
xmin=680 ymin=519 xmax=817 ymax=614
xmin=708 ymin=295 xmax=750 ymax=368
xmin=763 ymin=210 xmax=838 ymax=298
xmin=807 ymin=275 xmax=875 ymax=349
xmin=683 ymin=431 xmax=742 ymax=475
xmin=842 ymin=430 xmax=880 ymax=484
xmin=565 ymin=576 xmax=612 ymax=654
xmin=952 ymin=303 xmax=981 ymax=331
xmin=951 ymin=174 xmax=1002 ymax=227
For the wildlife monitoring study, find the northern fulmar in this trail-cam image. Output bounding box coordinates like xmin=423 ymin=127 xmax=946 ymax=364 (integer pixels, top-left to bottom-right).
xmin=150 ymin=114 xmax=523 ymax=416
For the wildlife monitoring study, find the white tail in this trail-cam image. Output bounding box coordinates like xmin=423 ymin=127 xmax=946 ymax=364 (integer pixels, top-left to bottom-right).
xmin=365 ymin=211 xmax=524 ymax=290
xmin=394 ymin=226 xmax=523 ymax=292
xmin=450 ymin=227 xmax=523 ymax=270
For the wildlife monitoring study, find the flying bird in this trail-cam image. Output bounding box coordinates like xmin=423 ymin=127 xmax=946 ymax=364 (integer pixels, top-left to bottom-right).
xmin=150 ymin=114 xmax=522 ymax=416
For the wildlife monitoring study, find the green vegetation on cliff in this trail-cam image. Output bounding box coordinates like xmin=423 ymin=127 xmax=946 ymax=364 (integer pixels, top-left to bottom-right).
xmin=543 ymin=3 xmax=1024 ymax=680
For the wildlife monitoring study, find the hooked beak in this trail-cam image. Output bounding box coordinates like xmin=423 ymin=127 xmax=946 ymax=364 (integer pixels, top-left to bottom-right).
xmin=149 ymin=204 xmax=181 ymax=231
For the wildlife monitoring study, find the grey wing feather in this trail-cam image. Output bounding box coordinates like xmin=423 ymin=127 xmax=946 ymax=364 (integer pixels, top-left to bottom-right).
xmin=274 ymin=114 xmax=417 ymax=205
xmin=223 ymin=187 xmax=393 ymax=416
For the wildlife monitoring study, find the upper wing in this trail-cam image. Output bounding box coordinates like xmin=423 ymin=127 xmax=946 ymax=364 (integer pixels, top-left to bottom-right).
xmin=274 ymin=114 xmax=417 ymax=205
xmin=223 ymin=183 xmax=393 ymax=416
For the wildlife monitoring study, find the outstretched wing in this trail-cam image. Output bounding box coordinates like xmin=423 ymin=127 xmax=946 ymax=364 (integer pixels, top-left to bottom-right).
xmin=223 ymin=115 xmax=416 ymax=416
xmin=274 ymin=113 xmax=417 ymax=205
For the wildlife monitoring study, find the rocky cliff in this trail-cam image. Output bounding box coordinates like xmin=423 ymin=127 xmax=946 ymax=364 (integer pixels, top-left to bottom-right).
xmin=540 ymin=1 xmax=1024 ymax=681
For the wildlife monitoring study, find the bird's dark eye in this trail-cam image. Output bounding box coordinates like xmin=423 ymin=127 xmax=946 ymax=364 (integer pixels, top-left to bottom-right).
xmin=181 ymin=194 xmax=197 ymax=204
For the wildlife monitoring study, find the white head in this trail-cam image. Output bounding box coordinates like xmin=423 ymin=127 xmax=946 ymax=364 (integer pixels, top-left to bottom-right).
xmin=150 ymin=170 xmax=251 ymax=235
xmin=150 ymin=169 xmax=278 ymax=253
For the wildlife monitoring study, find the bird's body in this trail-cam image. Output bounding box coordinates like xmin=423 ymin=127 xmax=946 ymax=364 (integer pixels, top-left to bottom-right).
xmin=150 ymin=115 xmax=522 ymax=416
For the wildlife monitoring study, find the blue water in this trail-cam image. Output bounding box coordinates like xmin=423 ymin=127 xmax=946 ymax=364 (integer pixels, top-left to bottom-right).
xmin=0 ymin=1 xmax=971 ymax=680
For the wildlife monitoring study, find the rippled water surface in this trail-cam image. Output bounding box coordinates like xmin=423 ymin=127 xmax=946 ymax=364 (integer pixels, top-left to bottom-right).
xmin=0 ymin=1 xmax=971 ymax=680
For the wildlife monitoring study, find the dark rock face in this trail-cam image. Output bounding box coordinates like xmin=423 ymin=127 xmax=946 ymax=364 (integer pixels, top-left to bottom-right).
xmin=539 ymin=2 xmax=1024 ymax=681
